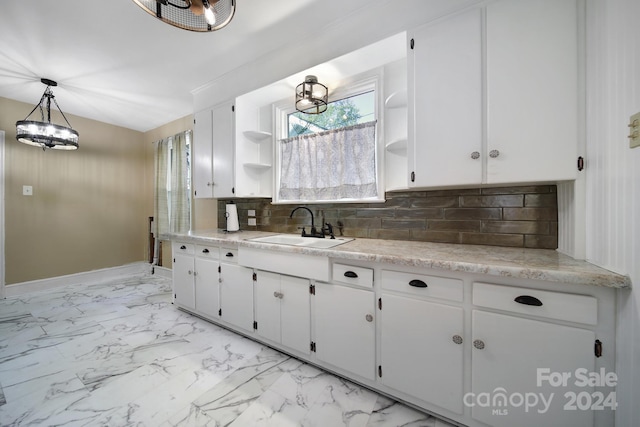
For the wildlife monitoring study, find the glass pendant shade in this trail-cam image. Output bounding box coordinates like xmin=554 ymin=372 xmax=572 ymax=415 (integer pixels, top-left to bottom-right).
xmin=16 ymin=79 xmax=79 ymax=150
xmin=295 ymin=75 xmax=328 ymax=115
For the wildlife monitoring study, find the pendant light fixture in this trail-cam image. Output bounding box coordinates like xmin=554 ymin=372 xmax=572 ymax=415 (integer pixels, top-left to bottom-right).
xmin=16 ymin=78 xmax=79 ymax=151
xmin=132 ymin=0 xmax=235 ymax=32
xmin=295 ymin=75 xmax=328 ymax=115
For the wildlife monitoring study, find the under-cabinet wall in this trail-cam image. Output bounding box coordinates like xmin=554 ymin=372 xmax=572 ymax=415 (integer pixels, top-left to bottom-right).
xmin=218 ymin=185 xmax=558 ymax=249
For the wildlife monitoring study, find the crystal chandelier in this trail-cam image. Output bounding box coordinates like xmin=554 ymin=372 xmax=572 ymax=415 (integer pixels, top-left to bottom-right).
xmin=15 ymin=79 xmax=79 ymax=151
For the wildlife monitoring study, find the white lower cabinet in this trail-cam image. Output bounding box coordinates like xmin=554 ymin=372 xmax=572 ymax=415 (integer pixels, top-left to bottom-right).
xmin=173 ymin=253 xmax=195 ymax=309
xmin=194 ymin=256 xmax=220 ymax=318
xmin=314 ymin=282 xmax=376 ymax=381
xmin=471 ymin=310 xmax=596 ymax=427
xmin=173 ymin=241 xmax=617 ymax=427
xmin=380 ymin=293 xmax=464 ymax=414
xmin=219 ymin=262 xmax=254 ymax=332
xmin=254 ymin=271 xmax=310 ymax=355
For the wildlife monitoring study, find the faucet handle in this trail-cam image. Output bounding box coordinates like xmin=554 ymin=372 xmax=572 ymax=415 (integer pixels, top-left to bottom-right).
xmin=297 ymin=226 xmax=306 ymax=236
xmin=324 ymin=222 xmax=335 ymax=239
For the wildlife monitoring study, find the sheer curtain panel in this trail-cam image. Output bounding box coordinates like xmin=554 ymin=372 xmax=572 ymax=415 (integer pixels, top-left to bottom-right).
xmin=153 ymin=138 xmax=170 ymax=236
xmin=279 ymin=121 xmax=378 ymax=201
xmin=170 ymin=131 xmax=191 ymax=233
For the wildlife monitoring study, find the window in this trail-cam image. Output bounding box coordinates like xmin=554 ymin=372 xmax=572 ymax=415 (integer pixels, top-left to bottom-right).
xmin=154 ymin=130 xmax=191 ymax=236
xmin=274 ymin=74 xmax=384 ymax=204
xmin=287 ymin=91 xmax=375 ymax=137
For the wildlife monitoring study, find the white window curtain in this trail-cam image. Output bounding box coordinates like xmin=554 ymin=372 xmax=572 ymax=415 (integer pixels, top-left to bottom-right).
xmin=153 ymin=130 xmax=191 ymax=238
xmin=170 ymin=131 xmax=191 ymax=233
xmin=279 ymin=121 xmax=378 ymax=201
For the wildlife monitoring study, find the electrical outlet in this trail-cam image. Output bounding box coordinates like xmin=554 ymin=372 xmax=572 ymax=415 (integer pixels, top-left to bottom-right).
xmin=23 ymin=185 xmax=33 ymax=196
xmin=629 ymin=112 xmax=640 ymax=148
xmin=248 ymin=209 xmax=256 ymax=217
xmin=248 ymin=218 xmax=257 ymax=226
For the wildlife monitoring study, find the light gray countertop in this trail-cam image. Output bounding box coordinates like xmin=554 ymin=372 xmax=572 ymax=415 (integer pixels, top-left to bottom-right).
xmin=162 ymin=230 xmax=631 ymax=289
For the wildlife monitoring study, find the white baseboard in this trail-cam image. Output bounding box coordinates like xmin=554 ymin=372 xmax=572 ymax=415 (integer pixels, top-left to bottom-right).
xmin=4 ymin=262 xmax=153 ymax=298
xmin=151 ymin=265 xmax=172 ymax=279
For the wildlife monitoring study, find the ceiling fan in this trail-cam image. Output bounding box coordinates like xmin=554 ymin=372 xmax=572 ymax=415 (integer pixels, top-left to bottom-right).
xmin=132 ymin=0 xmax=235 ymax=32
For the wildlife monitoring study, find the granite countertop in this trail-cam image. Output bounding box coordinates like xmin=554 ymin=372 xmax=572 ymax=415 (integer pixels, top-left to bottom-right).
xmin=162 ymin=230 xmax=632 ymax=289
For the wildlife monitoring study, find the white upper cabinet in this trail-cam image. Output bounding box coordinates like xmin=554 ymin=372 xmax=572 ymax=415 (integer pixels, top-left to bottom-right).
xmin=193 ymin=100 xmax=236 ymax=199
xmin=485 ymin=0 xmax=578 ymax=184
xmin=193 ymin=109 xmax=214 ymax=198
xmin=211 ymin=101 xmax=236 ymax=198
xmin=408 ymin=0 xmax=578 ymax=188
xmin=408 ymin=7 xmax=483 ymax=188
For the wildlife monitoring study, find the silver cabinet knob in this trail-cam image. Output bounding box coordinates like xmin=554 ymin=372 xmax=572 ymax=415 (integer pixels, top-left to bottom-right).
xmin=473 ymin=339 xmax=485 ymax=350
xmin=452 ymin=335 xmax=463 ymax=345
xmin=489 ymin=150 xmax=500 ymax=158
xmin=188 ymin=270 xmax=193 ymax=275
xmin=273 ymin=291 xmax=283 ymax=299
xmin=365 ymin=314 xmax=374 ymax=322
xmin=470 ymin=151 xmax=480 ymax=160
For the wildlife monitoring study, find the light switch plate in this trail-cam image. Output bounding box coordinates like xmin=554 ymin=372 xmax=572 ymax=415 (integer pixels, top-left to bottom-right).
xmin=629 ymin=112 xmax=640 ymax=148
xmin=23 ymin=185 xmax=33 ymax=196
xmin=248 ymin=218 xmax=257 ymax=226
xmin=248 ymin=209 xmax=256 ymax=217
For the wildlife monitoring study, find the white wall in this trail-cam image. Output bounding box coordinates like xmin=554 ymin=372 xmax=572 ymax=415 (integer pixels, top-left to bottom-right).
xmin=193 ymin=0 xmax=481 ymax=110
xmin=585 ymin=0 xmax=640 ymax=425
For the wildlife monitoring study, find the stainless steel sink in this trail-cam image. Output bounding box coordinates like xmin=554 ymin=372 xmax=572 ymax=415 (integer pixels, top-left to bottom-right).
xmin=247 ymin=234 xmax=354 ymax=249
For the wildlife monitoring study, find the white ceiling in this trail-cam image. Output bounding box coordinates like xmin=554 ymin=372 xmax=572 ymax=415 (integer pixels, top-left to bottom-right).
xmin=0 ymin=0 xmax=384 ymax=132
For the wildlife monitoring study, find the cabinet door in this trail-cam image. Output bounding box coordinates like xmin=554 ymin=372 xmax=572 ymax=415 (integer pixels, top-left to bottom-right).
xmin=219 ymin=263 xmax=254 ymax=332
xmin=409 ymin=8 xmax=482 ymax=187
xmin=486 ymin=0 xmax=577 ymax=183
xmin=472 ymin=310 xmax=595 ymax=427
xmin=194 ymin=257 xmax=220 ymax=318
xmin=314 ymin=282 xmax=375 ymax=380
xmin=380 ymin=293 xmax=464 ymax=414
xmin=212 ymin=101 xmax=235 ymax=198
xmin=173 ymin=254 xmax=195 ymax=309
xmin=193 ymin=109 xmax=213 ymax=198
xmin=254 ymin=271 xmax=281 ymax=344
xmin=280 ymin=275 xmax=310 ymax=355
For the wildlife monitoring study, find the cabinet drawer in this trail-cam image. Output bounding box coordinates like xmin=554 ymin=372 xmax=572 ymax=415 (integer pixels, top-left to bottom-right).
xmin=381 ymin=270 xmax=463 ymax=302
xmin=172 ymin=241 xmax=194 ymax=255
xmin=332 ymin=264 xmax=373 ymax=289
xmin=195 ymin=244 xmax=219 ymax=259
xmin=473 ymin=282 xmax=598 ymax=325
xmin=220 ymin=247 xmax=238 ymax=263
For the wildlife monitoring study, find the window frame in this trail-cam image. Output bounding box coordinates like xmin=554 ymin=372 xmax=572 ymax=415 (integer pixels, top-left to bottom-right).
xmin=272 ymin=70 xmax=385 ymax=204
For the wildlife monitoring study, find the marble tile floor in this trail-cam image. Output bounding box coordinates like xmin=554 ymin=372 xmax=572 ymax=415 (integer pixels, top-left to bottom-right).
xmin=0 ymin=273 xmax=456 ymax=427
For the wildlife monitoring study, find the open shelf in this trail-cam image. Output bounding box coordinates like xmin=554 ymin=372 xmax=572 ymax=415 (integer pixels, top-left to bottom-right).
xmin=243 ymin=162 xmax=272 ymax=170
xmin=385 ymin=90 xmax=408 ymax=109
xmin=243 ymin=130 xmax=272 ymax=142
xmin=385 ymin=138 xmax=408 ymax=153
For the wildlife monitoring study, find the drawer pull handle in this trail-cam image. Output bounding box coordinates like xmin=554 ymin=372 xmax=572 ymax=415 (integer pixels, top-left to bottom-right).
xmin=180 ymin=245 xmax=187 ymax=250
xmin=514 ymin=295 xmax=543 ymax=306
xmin=344 ymin=271 xmax=358 ymax=278
xmin=409 ymin=279 xmax=428 ymax=288
xmin=225 ymin=252 xmax=234 ymax=257
xmin=473 ymin=339 xmax=485 ymax=350
xmin=202 ymin=248 xmax=210 ymax=254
